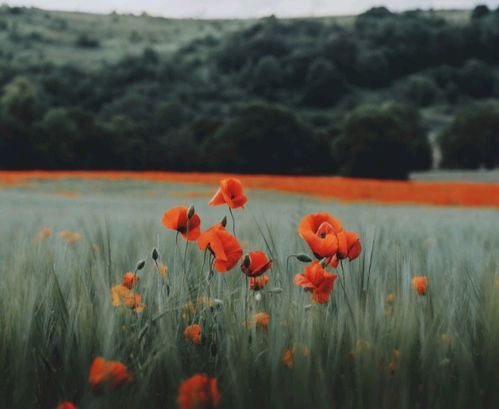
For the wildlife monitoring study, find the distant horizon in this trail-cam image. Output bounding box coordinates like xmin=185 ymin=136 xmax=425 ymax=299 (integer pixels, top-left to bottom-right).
xmin=3 ymin=1 xmax=499 ymax=19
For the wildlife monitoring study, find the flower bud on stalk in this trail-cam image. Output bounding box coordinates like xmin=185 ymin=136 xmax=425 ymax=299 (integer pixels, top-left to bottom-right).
xmin=220 ymin=215 xmax=227 ymax=228
xmin=187 ymin=204 xmax=195 ymax=220
xmin=136 ymin=259 xmax=146 ymax=270
xmin=152 ymin=248 xmax=159 ymax=261
xmin=296 ymin=253 xmax=313 ymax=263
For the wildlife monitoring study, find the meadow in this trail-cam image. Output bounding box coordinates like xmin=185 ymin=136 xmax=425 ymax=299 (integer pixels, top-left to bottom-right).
xmin=0 ymin=175 xmax=498 ymax=409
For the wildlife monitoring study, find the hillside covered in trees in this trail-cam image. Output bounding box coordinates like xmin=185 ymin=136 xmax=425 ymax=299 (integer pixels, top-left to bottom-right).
xmin=0 ymin=4 xmax=498 ymax=179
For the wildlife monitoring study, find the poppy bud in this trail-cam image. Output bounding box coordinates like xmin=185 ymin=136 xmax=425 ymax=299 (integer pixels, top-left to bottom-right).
xmin=254 ymin=292 xmax=262 ymax=302
xmin=220 ymin=215 xmax=227 ymax=227
xmin=187 ymin=204 xmax=195 ymax=219
xmin=295 ymin=253 xmax=313 ymax=263
xmin=320 ymin=258 xmax=329 ymax=268
xmin=242 ymin=254 xmax=251 ymax=269
xmin=152 ymin=248 xmax=159 ymax=261
xmin=136 ymin=259 xmax=146 ymax=270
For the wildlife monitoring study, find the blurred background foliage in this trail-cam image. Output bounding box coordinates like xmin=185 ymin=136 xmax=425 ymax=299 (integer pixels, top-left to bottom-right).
xmin=0 ymin=4 xmax=498 ymax=178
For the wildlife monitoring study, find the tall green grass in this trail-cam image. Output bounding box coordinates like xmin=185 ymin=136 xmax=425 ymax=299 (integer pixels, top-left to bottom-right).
xmin=0 ymin=181 xmax=498 ymax=409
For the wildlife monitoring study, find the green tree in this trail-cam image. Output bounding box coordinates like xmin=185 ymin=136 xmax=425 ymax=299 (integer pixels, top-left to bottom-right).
xmin=332 ymin=103 xmax=431 ymax=179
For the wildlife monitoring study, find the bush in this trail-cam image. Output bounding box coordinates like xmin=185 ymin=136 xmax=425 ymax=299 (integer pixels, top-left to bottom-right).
xmin=332 ymin=103 xmax=432 ymax=179
xmin=439 ymin=102 xmax=499 ymax=169
xmin=75 ymin=35 xmax=100 ymax=48
xmin=397 ymin=75 xmax=439 ymax=107
xmin=458 ymin=59 xmax=497 ymax=98
xmin=204 ymin=103 xmax=332 ymax=174
xmin=302 ymin=58 xmax=347 ymax=107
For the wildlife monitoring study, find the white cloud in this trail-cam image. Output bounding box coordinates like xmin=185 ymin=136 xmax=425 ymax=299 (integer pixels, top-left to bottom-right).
xmin=4 ymin=0 xmax=499 ymax=18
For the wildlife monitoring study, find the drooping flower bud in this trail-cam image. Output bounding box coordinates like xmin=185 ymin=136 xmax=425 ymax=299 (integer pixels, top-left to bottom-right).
xmin=136 ymin=259 xmax=146 ymax=270
xmin=320 ymin=258 xmax=329 ymax=268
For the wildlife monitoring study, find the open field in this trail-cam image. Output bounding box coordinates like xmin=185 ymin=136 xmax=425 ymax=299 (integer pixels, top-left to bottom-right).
xmin=0 ymin=175 xmax=498 ymax=409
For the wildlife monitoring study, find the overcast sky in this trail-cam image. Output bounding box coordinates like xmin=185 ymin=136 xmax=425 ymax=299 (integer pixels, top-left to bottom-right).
xmin=5 ymin=1 xmax=499 ymax=18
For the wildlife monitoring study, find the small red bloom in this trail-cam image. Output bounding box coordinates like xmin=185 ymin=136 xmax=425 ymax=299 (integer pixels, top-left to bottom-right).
xmin=241 ymin=251 xmax=272 ymax=277
xmin=122 ymin=272 xmax=139 ymax=289
xmin=343 ymin=231 xmax=361 ymax=261
xmin=294 ymin=261 xmax=338 ymax=304
xmin=412 ymin=276 xmax=428 ymax=295
xmin=162 ymin=206 xmax=201 ymax=241
xmin=209 ymin=178 xmax=247 ymax=209
xmin=88 ymin=357 xmax=132 ymax=388
xmin=56 ymin=402 xmax=78 ymax=409
xmin=184 ymin=324 xmax=202 ymax=345
xmin=178 ymin=374 xmax=221 ymax=409
xmin=298 ymin=213 xmax=345 ymax=259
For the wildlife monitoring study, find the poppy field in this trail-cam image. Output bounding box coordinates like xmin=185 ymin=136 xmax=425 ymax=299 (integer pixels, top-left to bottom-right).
xmin=0 ymin=175 xmax=498 ymax=409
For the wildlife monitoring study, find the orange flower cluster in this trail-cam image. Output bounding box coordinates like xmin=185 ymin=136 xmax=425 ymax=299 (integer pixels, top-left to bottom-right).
xmin=111 ymin=272 xmax=146 ymax=313
xmin=3 ymin=170 xmax=498 ymax=207
xmin=294 ymin=261 xmax=338 ymax=304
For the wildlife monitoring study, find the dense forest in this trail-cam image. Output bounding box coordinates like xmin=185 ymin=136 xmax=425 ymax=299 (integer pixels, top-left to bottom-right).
xmin=0 ymin=4 xmax=498 ymax=179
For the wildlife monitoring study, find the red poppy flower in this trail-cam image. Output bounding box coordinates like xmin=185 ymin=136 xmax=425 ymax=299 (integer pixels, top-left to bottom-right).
xmin=412 ymin=276 xmax=428 ymax=295
xmin=249 ymin=275 xmax=270 ymax=291
xmin=343 ymin=231 xmax=361 ymax=261
xmin=88 ymin=357 xmax=132 ymax=388
xmin=241 ymin=251 xmax=272 ymax=277
xmin=184 ymin=324 xmax=202 ymax=345
xmin=162 ymin=206 xmax=201 ymax=241
xmin=294 ymin=261 xmax=338 ymax=304
xmin=178 ymin=374 xmax=221 ymax=409
xmin=209 ymin=178 xmax=247 ymax=209
xmin=56 ymin=402 xmax=78 ymax=409
xmin=298 ymin=213 xmax=346 ymax=260
xmin=197 ymin=224 xmax=242 ymax=272
xmin=246 ymin=312 xmax=270 ymax=328
xmin=122 ymin=272 xmax=139 ymax=289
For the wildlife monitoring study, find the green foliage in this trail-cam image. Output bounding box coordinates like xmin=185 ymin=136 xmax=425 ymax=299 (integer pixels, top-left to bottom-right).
xmin=439 ymin=102 xmax=499 ymax=169
xmin=332 ymin=103 xmax=432 ymax=180
xmin=205 ymin=103 xmax=331 ymax=174
xmin=0 ymin=7 xmax=497 ymax=174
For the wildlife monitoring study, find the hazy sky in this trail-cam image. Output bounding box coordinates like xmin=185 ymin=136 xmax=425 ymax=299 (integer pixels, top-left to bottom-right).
xmin=5 ymin=1 xmax=499 ymax=18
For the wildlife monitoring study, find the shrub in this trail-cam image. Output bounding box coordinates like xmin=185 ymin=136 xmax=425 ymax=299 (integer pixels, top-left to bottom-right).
xmin=397 ymin=75 xmax=439 ymax=107
xmin=302 ymin=58 xmax=347 ymax=107
xmin=439 ymin=102 xmax=499 ymax=169
xmin=332 ymin=102 xmax=432 ymax=180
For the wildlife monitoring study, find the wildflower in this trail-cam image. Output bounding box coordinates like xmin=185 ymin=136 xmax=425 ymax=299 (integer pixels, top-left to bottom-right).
xmin=111 ymin=284 xmax=146 ymax=313
xmin=184 ymin=324 xmax=202 ymax=345
xmin=249 ymin=275 xmax=270 ymax=291
xmin=294 ymin=261 xmax=337 ymax=304
xmin=385 ymin=293 xmax=396 ymax=305
xmin=241 ymin=251 xmax=272 ymax=277
xmin=411 ymin=276 xmax=428 ymax=295
xmin=282 ymin=349 xmax=294 ymax=368
xmin=344 ymin=231 xmax=362 ymax=261
xmin=298 ymin=213 xmax=344 ymax=260
xmin=56 ymin=402 xmax=78 ymax=409
xmin=349 ymin=340 xmax=374 ymax=358
xmin=246 ymin=312 xmax=270 ymax=328
xmin=178 ymin=374 xmax=221 ymax=409
xmin=388 ymin=349 xmax=400 ymax=374
xmin=159 ymin=263 xmax=167 ymax=279
xmin=198 ymin=224 xmax=242 ymax=272
xmin=122 ymin=272 xmax=139 ymax=289
xmin=59 ymin=229 xmax=82 ymax=243
xmin=35 ymin=227 xmax=52 ymax=241
xmin=162 ymin=206 xmax=201 ymax=241
xmin=181 ymin=298 xmax=216 ymax=319
xmin=209 ymin=177 xmax=247 ymax=209
xmin=88 ymin=357 xmax=132 ymax=388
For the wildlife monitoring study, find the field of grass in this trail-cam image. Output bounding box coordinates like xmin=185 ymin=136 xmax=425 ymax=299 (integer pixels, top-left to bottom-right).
xmin=0 ymin=175 xmax=498 ymax=409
